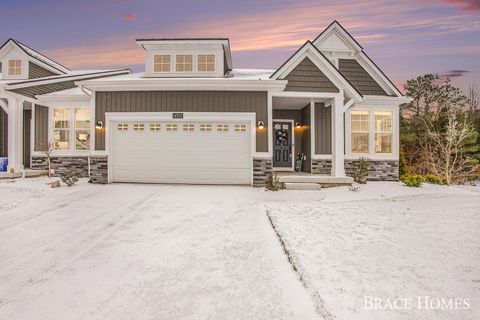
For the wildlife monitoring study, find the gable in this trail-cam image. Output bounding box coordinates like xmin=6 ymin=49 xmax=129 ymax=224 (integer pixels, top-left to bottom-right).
xmin=315 ymin=30 xmax=355 ymax=53
xmin=284 ymin=57 xmax=339 ymax=93
xmin=339 ymin=59 xmax=387 ymax=96
xmin=29 ymin=62 xmax=57 ymax=79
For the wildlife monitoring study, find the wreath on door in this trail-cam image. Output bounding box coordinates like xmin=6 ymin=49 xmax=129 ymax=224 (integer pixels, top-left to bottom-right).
xmin=276 ymin=129 xmax=289 ymax=144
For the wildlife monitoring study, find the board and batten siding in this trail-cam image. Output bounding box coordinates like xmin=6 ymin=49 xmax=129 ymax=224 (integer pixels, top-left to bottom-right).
xmin=29 ymin=62 xmax=57 ymax=79
xmin=301 ymin=104 xmax=311 ymax=173
xmin=284 ymin=57 xmax=339 ymax=93
xmin=0 ymin=107 xmax=7 ymax=157
xmin=95 ymin=91 xmax=268 ymax=152
xmin=34 ymin=105 xmax=49 ymax=151
xmin=314 ymin=102 xmax=332 ymax=154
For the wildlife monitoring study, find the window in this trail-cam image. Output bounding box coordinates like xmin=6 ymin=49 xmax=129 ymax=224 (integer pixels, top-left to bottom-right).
xmin=74 ymin=108 xmax=90 ymax=150
xmin=217 ymin=124 xmax=228 ymax=132
xmin=176 ymin=55 xmax=193 ymax=72
xmin=133 ymin=124 xmax=144 ymax=131
xmin=166 ymin=124 xmax=177 ymax=131
xmin=374 ymin=111 xmax=393 ymax=154
xmin=198 ymin=54 xmax=215 ymax=72
xmin=351 ymin=110 xmax=369 ymax=153
xmin=235 ymin=124 xmax=246 ymax=132
xmin=53 ymin=107 xmax=91 ymax=151
xmin=150 ymin=123 xmax=161 ymax=131
xmin=153 ymin=55 xmax=170 ymax=72
xmin=200 ymin=124 xmax=211 ymax=131
xmin=8 ymin=60 xmax=22 ymax=75
xmin=183 ymin=124 xmax=194 ymax=131
xmin=117 ymin=124 xmax=128 ymax=131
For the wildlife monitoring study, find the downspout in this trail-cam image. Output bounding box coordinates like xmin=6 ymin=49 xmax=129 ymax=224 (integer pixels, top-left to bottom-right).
xmin=80 ymin=85 xmax=93 ymax=180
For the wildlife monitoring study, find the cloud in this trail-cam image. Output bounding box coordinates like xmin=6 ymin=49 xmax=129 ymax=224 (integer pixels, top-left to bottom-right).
xmin=439 ymin=69 xmax=470 ymax=79
xmin=441 ymin=0 xmax=480 ymax=12
xmin=122 ymin=13 xmax=137 ymax=21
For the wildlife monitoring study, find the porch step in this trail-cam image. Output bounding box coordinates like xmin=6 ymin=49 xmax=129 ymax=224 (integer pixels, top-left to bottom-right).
xmin=0 ymin=169 xmax=47 ymax=179
xmin=278 ymin=175 xmax=353 ymax=185
xmin=284 ymin=182 xmax=322 ymax=190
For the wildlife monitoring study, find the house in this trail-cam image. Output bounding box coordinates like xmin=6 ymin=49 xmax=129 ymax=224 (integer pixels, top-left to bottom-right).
xmin=0 ymin=21 xmax=410 ymax=186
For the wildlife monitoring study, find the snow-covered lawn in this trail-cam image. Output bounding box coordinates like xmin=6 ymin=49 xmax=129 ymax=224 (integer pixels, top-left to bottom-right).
xmin=266 ymin=182 xmax=480 ymax=320
xmin=0 ymin=177 xmax=317 ymax=320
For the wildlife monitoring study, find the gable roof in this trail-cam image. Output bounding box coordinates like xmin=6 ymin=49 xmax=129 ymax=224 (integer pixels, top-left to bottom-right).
xmin=312 ymin=21 xmax=403 ymax=97
xmin=270 ymin=41 xmax=363 ymax=101
xmin=0 ymin=38 xmax=70 ymax=74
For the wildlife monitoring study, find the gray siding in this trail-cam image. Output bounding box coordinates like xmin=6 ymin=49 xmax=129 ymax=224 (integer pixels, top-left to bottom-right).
xmin=284 ymin=57 xmax=339 ymax=93
xmin=95 ymin=91 xmax=268 ymax=152
xmin=301 ymin=104 xmax=311 ymax=173
xmin=0 ymin=107 xmax=7 ymax=157
xmin=273 ymin=109 xmax=303 ymax=157
xmin=10 ymin=80 xmax=77 ymax=98
xmin=34 ymin=105 xmax=49 ymax=151
xmin=338 ymin=59 xmax=388 ymax=96
xmin=314 ymin=102 xmax=332 ymax=154
xmin=29 ymin=62 xmax=57 ymax=79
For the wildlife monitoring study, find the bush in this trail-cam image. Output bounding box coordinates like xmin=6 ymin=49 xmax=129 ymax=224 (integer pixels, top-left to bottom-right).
xmin=265 ymin=173 xmax=283 ymax=191
xmin=353 ymin=157 xmax=369 ymax=184
xmin=423 ymin=174 xmax=446 ymax=185
xmin=60 ymin=172 xmax=79 ymax=187
xmin=400 ymin=174 xmax=423 ymax=187
xmin=399 ymin=148 xmax=408 ymax=176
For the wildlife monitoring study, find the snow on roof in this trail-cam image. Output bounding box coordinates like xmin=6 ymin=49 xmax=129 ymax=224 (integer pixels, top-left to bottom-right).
xmin=230 ymin=69 xmax=275 ymax=80
xmin=38 ymin=86 xmax=88 ymax=97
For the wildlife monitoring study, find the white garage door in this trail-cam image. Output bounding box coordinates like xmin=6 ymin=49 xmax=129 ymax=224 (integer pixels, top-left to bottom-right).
xmin=111 ymin=120 xmax=252 ymax=184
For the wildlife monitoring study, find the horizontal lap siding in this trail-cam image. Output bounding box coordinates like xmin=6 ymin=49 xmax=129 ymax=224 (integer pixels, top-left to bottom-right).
xmin=315 ymin=103 xmax=332 ymax=154
xmin=285 ymin=57 xmax=339 ymax=93
xmin=29 ymin=62 xmax=57 ymax=79
xmin=10 ymin=81 xmax=77 ymax=98
xmin=95 ymin=91 xmax=268 ymax=152
xmin=338 ymin=59 xmax=388 ymax=96
xmin=0 ymin=107 xmax=7 ymax=157
xmin=34 ymin=105 xmax=49 ymax=151
xmin=301 ymin=105 xmax=311 ymax=173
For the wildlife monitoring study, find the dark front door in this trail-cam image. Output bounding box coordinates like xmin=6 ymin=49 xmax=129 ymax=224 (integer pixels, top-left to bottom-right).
xmin=273 ymin=121 xmax=292 ymax=168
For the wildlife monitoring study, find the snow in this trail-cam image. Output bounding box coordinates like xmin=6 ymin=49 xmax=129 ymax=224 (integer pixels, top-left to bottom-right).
xmin=266 ymin=182 xmax=480 ymax=320
xmin=0 ymin=177 xmax=317 ymax=320
xmin=1 ymin=178 xmax=479 ymax=320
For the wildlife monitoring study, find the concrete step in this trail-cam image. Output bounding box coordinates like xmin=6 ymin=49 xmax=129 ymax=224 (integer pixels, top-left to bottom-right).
xmin=284 ymin=182 xmax=322 ymax=190
xmin=279 ymin=175 xmax=353 ymax=185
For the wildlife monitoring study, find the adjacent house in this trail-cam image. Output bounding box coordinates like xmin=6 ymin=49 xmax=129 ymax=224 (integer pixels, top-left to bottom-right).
xmin=0 ymin=21 xmax=410 ymax=186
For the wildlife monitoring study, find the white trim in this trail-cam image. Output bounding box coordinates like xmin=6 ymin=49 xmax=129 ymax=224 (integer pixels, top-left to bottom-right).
xmin=0 ymin=98 xmax=7 ymax=113
xmin=310 ymin=99 xmax=315 ymax=165
xmin=272 ymin=119 xmax=295 ymax=171
xmin=343 ymin=98 xmax=355 ymax=112
xmin=267 ymin=92 xmax=273 ymax=156
xmin=271 ymin=91 xmax=342 ymax=100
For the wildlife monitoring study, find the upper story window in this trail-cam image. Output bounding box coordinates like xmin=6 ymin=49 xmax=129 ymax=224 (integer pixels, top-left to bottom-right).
xmin=176 ymin=55 xmax=193 ymax=72
xmin=8 ymin=60 xmax=22 ymax=75
xmin=154 ymin=55 xmax=171 ymax=72
xmin=198 ymin=54 xmax=215 ymax=72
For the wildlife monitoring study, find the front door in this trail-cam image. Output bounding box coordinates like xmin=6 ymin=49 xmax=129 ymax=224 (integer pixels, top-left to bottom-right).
xmin=273 ymin=121 xmax=292 ymax=168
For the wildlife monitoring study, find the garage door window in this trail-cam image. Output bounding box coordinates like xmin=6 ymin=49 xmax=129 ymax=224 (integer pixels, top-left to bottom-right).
xmin=150 ymin=123 xmax=161 ymax=131
xmin=118 ymin=124 xmax=128 ymax=131
xmin=200 ymin=124 xmax=211 ymax=131
xmin=235 ymin=124 xmax=246 ymax=132
xmin=166 ymin=124 xmax=177 ymax=131
xmin=217 ymin=124 xmax=229 ymax=132
xmin=183 ymin=124 xmax=194 ymax=131
xmin=133 ymin=124 xmax=144 ymax=131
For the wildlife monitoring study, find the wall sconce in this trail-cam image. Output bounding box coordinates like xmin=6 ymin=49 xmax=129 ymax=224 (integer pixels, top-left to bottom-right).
xmin=95 ymin=120 xmax=104 ymax=129
xmin=257 ymin=121 xmax=265 ymax=130
xmin=295 ymin=122 xmax=302 ymax=128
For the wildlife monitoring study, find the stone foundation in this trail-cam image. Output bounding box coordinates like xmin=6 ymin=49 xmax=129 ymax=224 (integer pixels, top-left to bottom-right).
xmin=31 ymin=156 xmax=108 ymax=184
xmin=311 ymin=158 xmax=399 ymax=181
xmin=253 ymin=158 xmax=273 ymax=187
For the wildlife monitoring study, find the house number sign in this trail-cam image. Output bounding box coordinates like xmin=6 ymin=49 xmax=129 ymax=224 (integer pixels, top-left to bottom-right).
xmin=172 ymin=113 xmax=184 ymax=119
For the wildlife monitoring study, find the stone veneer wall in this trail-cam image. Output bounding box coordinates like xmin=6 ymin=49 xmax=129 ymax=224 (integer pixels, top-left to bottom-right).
xmin=31 ymin=156 xmax=108 ymax=184
xmin=312 ymin=159 xmax=399 ymax=181
xmin=253 ymin=158 xmax=273 ymax=187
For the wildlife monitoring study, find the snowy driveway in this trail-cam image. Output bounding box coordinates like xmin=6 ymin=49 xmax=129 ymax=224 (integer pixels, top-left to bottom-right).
xmin=0 ymin=179 xmax=317 ymax=320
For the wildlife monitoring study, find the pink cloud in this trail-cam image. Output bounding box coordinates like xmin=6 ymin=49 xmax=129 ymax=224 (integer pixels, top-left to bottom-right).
xmin=122 ymin=13 xmax=137 ymax=22
xmin=441 ymin=0 xmax=480 ymax=11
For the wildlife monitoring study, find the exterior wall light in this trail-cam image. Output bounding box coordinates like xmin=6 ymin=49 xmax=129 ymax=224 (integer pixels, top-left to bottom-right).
xmin=295 ymin=122 xmax=302 ymax=128
xmin=257 ymin=121 xmax=265 ymax=129
xmin=95 ymin=120 xmax=104 ymax=129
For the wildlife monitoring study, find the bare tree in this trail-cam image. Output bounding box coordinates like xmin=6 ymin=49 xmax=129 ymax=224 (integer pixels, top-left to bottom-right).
xmin=467 ymin=83 xmax=480 ymax=112
xmin=40 ymin=140 xmax=55 ymax=178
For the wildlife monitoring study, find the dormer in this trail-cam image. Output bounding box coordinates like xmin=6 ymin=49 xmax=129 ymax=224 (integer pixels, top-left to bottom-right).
xmin=136 ymin=38 xmax=233 ymax=78
xmin=0 ymin=38 xmax=69 ymax=81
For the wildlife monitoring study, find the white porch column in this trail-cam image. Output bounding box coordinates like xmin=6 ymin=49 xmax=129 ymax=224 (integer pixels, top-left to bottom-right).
xmin=331 ymin=98 xmax=345 ymax=177
xmin=7 ymin=97 xmax=23 ymax=171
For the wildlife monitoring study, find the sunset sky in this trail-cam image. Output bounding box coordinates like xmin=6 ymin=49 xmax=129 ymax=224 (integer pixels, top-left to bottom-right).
xmin=1 ymin=0 xmax=479 ymax=92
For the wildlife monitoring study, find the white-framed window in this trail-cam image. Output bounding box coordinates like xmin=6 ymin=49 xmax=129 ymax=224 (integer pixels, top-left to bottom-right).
xmin=198 ymin=54 xmax=215 ymax=72
xmin=117 ymin=123 xmax=128 ymax=131
xmin=374 ymin=111 xmax=393 ymax=154
xmin=351 ymin=110 xmax=370 ymax=154
xmin=133 ymin=123 xmax=144 ymax=131
xmin=52 ymin=107 xmax=90 ymax=151
xmin=166 ymin=124 xmax=177 ymax=131
xmin=183 ymin=124 xmax=194 ymax=131
xmin=200 ymin=124 xmax=211 ymax=131
xmin=217 ymin=124 xmax=228 ymax=132
xmin=153 ymin=55 xmax=171 ymax=72
xmin=235 ymin=124 xmax=246 ymax=132
xmin=175 ymin=55 xmax=193 ymax=72
xmin=8 ymin=59 xmax=22 ymax=75
xmin=150 ymin=123 xmax=161 ymax=131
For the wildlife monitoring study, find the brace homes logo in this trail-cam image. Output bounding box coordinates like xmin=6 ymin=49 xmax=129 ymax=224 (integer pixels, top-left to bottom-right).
xmin=364 ymin=296 xmax=470 ymax=310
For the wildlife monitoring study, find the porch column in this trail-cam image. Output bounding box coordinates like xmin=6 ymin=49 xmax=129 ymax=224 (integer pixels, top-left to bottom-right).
xmin=331 ymin=98 xmax=345 ymax=177
xmin=7 ymin=97 xmax=23 ymax=171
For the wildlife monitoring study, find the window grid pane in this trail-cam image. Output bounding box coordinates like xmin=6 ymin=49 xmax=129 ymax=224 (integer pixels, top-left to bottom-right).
xmin=150 ymin=123 xmax=161 ymax=131
xmin=8 ymin=60 xmax=22 ymax=75
xmin=74 ymin=108 xmax=90 ymax=129
xmin=235 ymin=124 xmax=246 ymax=132
xmin=53 ymin=130 xmax=69 ymax=150
xmin=117 ymin=124 xmax=128 ymax=131
xmin=200 ymin=124 xmax=211 ymax=131
xmin=198 ymin=54 xmax=215 ymax=72
xmin=75 ymin=130 xmax=90 ymax=150
xmin=154 ymin=55 xmax=171 ymax=72
xmin=217 ymin=124 xmax=228 ymax=132
xmin=375 ymin=133 xmax=392 ymax=154
xmin=183 ymin=124 xmax=194 ymax=131
xmin=53 ymin=108 xmax=70 ymax=129
xmin=166 ymin=124 xmax=177 ymax=131
xmin=133 ymin=124 xmax=144 ymax=131
xmin=176 ymin=55 xmax=193 ymax=72
xmin=351 ymin=133 xmax=369 ymax=153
